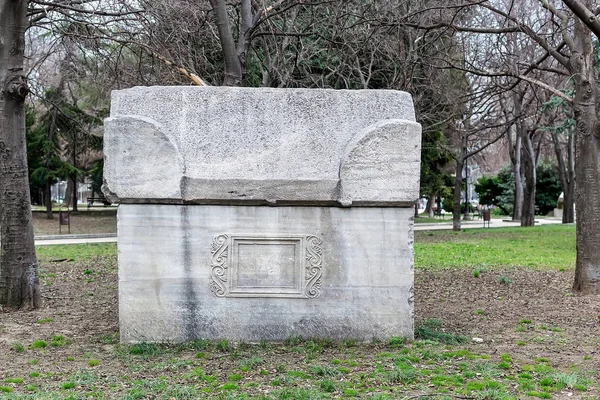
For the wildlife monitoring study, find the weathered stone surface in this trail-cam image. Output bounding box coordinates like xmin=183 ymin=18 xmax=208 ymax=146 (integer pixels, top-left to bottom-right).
xmin=340 ymin=120 xmax=421 ymax=206
xmin=118 ymin=204 xmax=415 ymax=343
xmin=104 ymin=86 xmax=421 ymax=206
xmin=104 ymin=116 xmax=184 ymax=201
xmin=107 ymin=87 xmax=421 ymax=343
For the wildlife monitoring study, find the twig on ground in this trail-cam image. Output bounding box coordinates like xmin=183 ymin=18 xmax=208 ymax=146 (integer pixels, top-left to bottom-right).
xmin=404 ymin=395 xmax=475 ymax=400
xmin=42 ymin=294 xmax=74 ymax=300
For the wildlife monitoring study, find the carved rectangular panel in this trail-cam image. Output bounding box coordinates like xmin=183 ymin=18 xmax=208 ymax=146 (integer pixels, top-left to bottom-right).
xmin=211 ymin=234 xmax=322 ymax=298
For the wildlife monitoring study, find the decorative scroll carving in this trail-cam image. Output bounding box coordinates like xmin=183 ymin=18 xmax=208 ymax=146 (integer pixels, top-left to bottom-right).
xmin=305 ymin=235 xmax=323 ymax=298
xmin=210 ymin=234 xmax=229 ymax=297
xmin=210 ymin=234 xmax=323 ymax=298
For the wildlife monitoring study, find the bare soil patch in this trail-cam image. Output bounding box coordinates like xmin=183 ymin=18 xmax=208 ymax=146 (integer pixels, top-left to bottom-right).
xmin=33 ymin=210 xmax=117 ymax=236
xmin=416 ymin=268 xmax=600 ymax=369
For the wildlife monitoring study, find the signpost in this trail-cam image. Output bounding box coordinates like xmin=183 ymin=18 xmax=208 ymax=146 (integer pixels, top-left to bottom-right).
xmin=483 ymin=209 xmax=491 ymax=228
xmin=59 ymin=205 xmax=71 ymax=234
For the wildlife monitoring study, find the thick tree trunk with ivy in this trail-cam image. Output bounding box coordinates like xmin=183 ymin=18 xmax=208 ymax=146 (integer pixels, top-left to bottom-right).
xmin=571 ymin=7 xmax=600 ymax=293
xmin=0 ymin=0 xmax=41 ymax=309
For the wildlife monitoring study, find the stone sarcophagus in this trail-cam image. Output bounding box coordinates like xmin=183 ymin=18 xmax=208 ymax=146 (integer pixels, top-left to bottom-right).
xmin=104 ymin=87 xmax=421 ymax=343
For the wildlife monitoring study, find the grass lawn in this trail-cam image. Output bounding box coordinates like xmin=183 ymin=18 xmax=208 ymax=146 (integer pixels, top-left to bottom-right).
xmin=415 ymin=224 xmax=575 ymax=270
xmin=34 ymin=224 xmax=576 ymax=269
xmin=36 ymin=243 xmax=117 ymax=263
xmin=1 ymin=333 xmax=593 ymax=400
xmin=1 ymin=224 xmax=595 ymax=399
xmin=413 ymin=216 xmax=449 ymax=223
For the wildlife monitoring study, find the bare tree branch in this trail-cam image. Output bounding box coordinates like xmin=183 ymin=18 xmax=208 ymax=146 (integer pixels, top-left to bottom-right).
xmin=517 ymin=74 xmax=572 ymax=103
xmin=29 ymin=0 xmax=143 ymax=17
xmin=561 ymin=0 xmax=600 ymax=39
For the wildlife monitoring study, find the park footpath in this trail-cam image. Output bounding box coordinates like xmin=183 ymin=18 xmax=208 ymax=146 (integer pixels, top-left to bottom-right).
xmin=34 ymin=218 xmax=565 ymax=245
xmin=35 ymin=233 xmax=117 ymax=246
xmin=414 ymin=217 xmax=564 ymax=231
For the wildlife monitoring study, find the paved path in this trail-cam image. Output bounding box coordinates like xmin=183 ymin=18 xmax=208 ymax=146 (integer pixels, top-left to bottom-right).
xmin=414 ymin=217 xmax=565 ymax=231
xmin=33 ymin=218 xmax=567 ymax=245
xmin=35 ymin=234 xmax=117 ymax=246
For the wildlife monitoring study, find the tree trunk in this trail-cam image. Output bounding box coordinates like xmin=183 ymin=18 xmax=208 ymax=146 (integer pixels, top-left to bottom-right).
xmin=64 ymin=179 xmax=72 ymax=207
xmin=452 ymin=157 xmax=463 ymax=231
xmin=572 ymin=9 xmax=600 ymax=293
xmin=521 ymin=131 xmax=536 ymax=227
xmin=511 ymin=125 xmax=524 ymax=221
xmin=552 ymin=129 xmax=576 ymax=224
xmin=463 ymin=157 xmax=471 ymax=221
xmin=563 ymin=184 xmax=575 ymax=223
xmin=45 ymin=180 xmax=53 ymax=219
xmin=0 ymin=0 xmax=41 ymax=309
xmin=506 ymin=80 xmax=525 ymax=222
xmin=209 ymin=0 xmax=243 ymax=86
xmin=71 ymin=177 xmax=78 ymax=212
xmin=235 ymin=0 xmax=252 ymax=77
xmin=425 ymin=195 xmax=434 ymax=217
xmin=564 ymin=132 xmax=576 ymax=224
xmin=71 ymin=135 xmax=78 ymax=212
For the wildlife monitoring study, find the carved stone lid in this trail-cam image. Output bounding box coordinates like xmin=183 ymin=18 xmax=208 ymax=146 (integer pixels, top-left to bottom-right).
xmin=103 ymin=86 xmax=421 ymax=207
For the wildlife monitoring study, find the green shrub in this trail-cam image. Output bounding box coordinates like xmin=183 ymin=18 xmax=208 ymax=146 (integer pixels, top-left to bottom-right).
xmin=31 ymin=340 xmax=48 ymax=349
xmin=10 ymin=343 xmax=25 ymax=353
xmin=216 ymin=340 xmax=231 ymax=352
xmin=88 ymin=359 xmax=101 ymax=367
xmin=415 ymin=319 xmax=468 ymax=344
xmin=320 ymin=380 xmax=336 ymax=392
